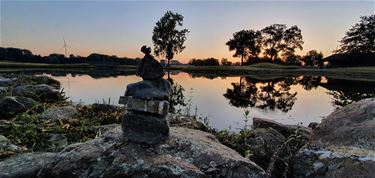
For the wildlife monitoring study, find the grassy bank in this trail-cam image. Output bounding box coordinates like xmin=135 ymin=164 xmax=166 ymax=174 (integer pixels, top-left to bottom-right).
xmin=168 ymin=63 xmax=375 ymax=82
xmin=1 ymin=61 xmax=375 ymax=81
xmin=0 ymin=61 xmax=137 ymax=70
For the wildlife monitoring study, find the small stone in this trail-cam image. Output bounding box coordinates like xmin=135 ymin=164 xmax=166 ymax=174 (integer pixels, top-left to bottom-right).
xmin=39 ymin=106 xmax=78 ymax=121
xmin=92 ymin=103 xmax=118 ymax=113
xmin=124 ymin=78 xmax=171 ymax=100
xmin=0 ymin=135 xmax=22 ymax=159
xmin=120 ymin=96 xmax=169 ymax=115
xmin=0 ymin=87 xmax=8 ymax=95
xmin=122 ymin=112 xmax=169 ymax=144
xmin=48 ymin=134 xmax=68 ymax=152
xmin=0 ymin=96 xmax=37 ymax=119
xmin=0 ymin=77 xmax=16 ymax=86
xmin=137 ymin=46 xmax=164 ymax=80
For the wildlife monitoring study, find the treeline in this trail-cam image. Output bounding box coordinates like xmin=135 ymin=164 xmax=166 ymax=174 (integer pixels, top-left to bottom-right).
xmin=187 ymin=50 xmax=324 ymax=68
xmin=226 ymin=14 xmax=375 ymax=67
xmin=188 ymin=58 xmax=220 ymax=66
xmin=0 ymin=47 xmax=141 ymax=65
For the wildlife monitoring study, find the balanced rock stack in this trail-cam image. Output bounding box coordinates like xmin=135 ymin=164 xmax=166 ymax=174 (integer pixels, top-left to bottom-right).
xmin=119 ymin=46 xmax=171 ymax=144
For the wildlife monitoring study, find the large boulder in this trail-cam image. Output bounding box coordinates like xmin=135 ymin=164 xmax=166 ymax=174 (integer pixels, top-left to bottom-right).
xmin=0 ymin=152 xmax=56 ymax=178
xmin=292 ymin=98 xmax=375 ymax=178
xmin=12 ymin=84 xmax=61 ymax=103
xmin=253 ymin=117 xmax=311 ymax=139
xmin=39 ymin=106 xmax=78 ymax=121
xmin=310 ymin=98 xmax=375 ymax=149
xmin=292 ymin=147 xmax=375 ymax=178
xmin=246 ymin=128 xmax=286 ymax=170
xmin=0 ymin=96 xmax=37 ymax=119
xmin=38 ymin=127 xmax=266 ymax=178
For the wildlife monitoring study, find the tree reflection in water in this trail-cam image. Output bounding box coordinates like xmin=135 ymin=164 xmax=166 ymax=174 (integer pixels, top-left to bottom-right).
xmin=320 ymin=78 xmax=375 ymax=107
xmin=223 ymin=77 xmax=298 ymax=112
xmin=224 ymin=75 xmax=375 ymax=112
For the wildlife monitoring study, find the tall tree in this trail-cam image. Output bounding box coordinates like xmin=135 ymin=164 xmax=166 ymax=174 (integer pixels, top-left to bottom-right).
xmin=302 ymin=50 xmax=323 ymax=67
xmin=152 ymin=11 xmax=189 ymax=67
xmin=261 ymin=24 xmax=303 ymax=61
xmin=226 ymin=30 xmax=262 ymax=65
xmin=335 ymin=15 xmax=375 ymax=54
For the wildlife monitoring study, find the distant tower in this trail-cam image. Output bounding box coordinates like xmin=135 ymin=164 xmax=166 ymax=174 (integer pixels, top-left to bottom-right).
xmin=63 ymin=37 xmax=68 ymax=57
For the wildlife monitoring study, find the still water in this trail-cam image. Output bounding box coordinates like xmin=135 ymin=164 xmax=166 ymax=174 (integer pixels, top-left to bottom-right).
xmin=49 ymin=72 xmax=375 ymax=130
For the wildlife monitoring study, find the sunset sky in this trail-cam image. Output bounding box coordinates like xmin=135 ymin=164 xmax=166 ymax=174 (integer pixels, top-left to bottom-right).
xmin=1 ymin=1 xmax=374 ymax=63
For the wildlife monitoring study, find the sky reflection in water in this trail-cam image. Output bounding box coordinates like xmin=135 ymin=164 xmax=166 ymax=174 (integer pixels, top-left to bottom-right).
xmin=50 ymin=72 xmax=375 ymax=130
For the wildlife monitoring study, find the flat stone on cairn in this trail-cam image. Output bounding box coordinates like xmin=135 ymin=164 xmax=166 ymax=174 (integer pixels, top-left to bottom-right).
xmin=119 ymin=45 xmax=171 ymax=144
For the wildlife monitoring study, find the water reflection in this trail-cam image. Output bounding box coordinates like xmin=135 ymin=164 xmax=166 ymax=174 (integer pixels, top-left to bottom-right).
xmin=223 ymin=76 xmax=375 ymax=112
xmin=223 ymin=77 xmax=297 ymax=112
xmin=321 ymin=78 xmax=375 ymax=107
xmin=4 ymin=69 xmax=374 ymax=128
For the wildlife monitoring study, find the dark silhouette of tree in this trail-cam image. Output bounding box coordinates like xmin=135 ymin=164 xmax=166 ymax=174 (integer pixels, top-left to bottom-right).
xmin=297 ymin=76 xmax=322 ymax=90
xmin=223 ymin=77 xmax=297 ymax=112
xmin=188 ymin=58 xmax=220 ymax=66
xmin=152 ymin=11 xmax=189 ymax=67
xmin=221 ymin=58 xmax=232 ymax=66
xmin=283 ymin=52 xmax=302 ymax=66
xmin=302 ymin=50 xmax=323 ymax=67
xmin=226 ymin=30 xmax=262 ymax=65
xmin=320 ymin=78 xmax=375 ymax=107
xmin=335 ymin=15 xmax=375 ymax=54
xmin=169 ymin=81 xmax=186 ymax=113
xmin=261 ymin=24 xmax=303 ymax=62
xmin=256 ymin=79 xmax=297 ymax=112
xmin=223 ymin=77 xmax=258 ymax=107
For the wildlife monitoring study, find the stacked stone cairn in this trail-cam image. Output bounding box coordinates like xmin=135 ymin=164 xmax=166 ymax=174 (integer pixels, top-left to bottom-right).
xmin=119 ymin=46 xmax=171 ymax=144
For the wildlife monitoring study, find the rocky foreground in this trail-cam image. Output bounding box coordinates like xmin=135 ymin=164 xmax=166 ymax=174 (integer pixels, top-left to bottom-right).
xmin=0 ymin=74 xmax=374 ymax=178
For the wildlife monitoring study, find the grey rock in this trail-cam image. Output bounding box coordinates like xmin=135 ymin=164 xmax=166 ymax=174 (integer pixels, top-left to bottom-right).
xmin=0 ymin=120 xmax=12 ymax=133
xmin=12 ymin=84 xmax=61 ymax=103
xmin=167 ymin=114 xmax=209 ymax=131
xmin=0 ymin=152 xmax=56 ymax=178
xmin=92 ymin=124 xmax=119 ymax=136
xmin=253 ymin=117 xmax=311 ymax=139
xmin=137 ymin=46 xmax=165 ymax=80
xmin=0 ymin=96 xmax=37 ymax=119
xmin=0 ymin=87 xmax=9 ymax=96
xmin=91 ymin=103 xmax=118 ymax=113
xmin=119 ymin=96 xmax=169 ymax=115
xmin=0 ymin=77 xmax=16 ymax=86
xmin=0 ymin=135 xmax=22 ymax=158
xmin=292 ymin=98 xmax=375 ymax=178
xmin=292 ymin=147 xmax=375 ymax=178
xmin=39 ymin=106 xmax=77 ymax=121
xmin=38 ymin=127 xmax=265 ymax=178
xmin=48 ymin=134 xmax=68 ymax=152
xmin=122 ymin=112 xmax=169 ymax=144
xmin=29 ymin=76 xmax=60 ymax=89
xmin=311 ymin=97 xmax=375 ymax=150
xmin=125 ymin=78 xmax=171 ymax=100
xmin=246 ymin=128 xmax=286 ymax=170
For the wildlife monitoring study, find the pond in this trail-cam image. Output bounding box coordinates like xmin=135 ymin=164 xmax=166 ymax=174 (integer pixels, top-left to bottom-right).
xmin=45 ymin=71 xmax=375 ymax=130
